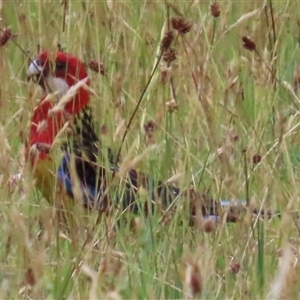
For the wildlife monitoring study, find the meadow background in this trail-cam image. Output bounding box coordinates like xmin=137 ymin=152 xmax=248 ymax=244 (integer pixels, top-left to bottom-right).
xmin=1 ymin=0 xmax=300 ymax=299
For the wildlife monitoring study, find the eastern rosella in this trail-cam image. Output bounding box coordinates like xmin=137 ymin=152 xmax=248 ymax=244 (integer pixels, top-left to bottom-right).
xmin=26 ymin=51 xmax=249 ymax=221
xmin=26 ymin=52 xmax=173 ymax=209
xmin=27 ymin=51 xmax=110 ymax=209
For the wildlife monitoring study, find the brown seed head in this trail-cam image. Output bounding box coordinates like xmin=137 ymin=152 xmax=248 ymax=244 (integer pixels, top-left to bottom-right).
xmin=166 ymin=99 xmax=178 ymax=112
xmin=23 ymin=268 xmax=36 ymax=287
xmin=230 ymin=262 xmax=240 ymax=274
xmin=211 ymin=2 xmax=220 ymax=18
xmin=190 ymin=266 xmax=201 ymax=295
xmin=227 ymin=214 xmax=238 ymax=223
xmin=184 ymin=261 xmax=202 ymax=296
xmin=203 ymin=218 xmax=216 ymax=233
xmin=171 ymin=17 xmax=192 ymax=34
xmin=0 ymin=29 xmax=13 ymax=47
xmin=144 ymin=120 xmax=156 ymax=134
xmin=88 ymin=60 xmax=107 ymax=76
xmin=163 ymin=48 xmax=176 ymax=64
xmin=252 ymin=154 xmax=261 ymax=164
xmin=100 ymin=124 xmax=108 ymax=135
xmin=161 ymin=30 xmax=174 ymax=51
xmin=242 ymin=36 xmax=256 ymax=51
xmin=160 ymin=68 xmax=169 ymax=84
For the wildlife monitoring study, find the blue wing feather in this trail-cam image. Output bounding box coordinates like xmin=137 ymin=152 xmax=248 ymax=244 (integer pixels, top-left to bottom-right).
xmin=57 ymin=154 xmax=106 ymax=209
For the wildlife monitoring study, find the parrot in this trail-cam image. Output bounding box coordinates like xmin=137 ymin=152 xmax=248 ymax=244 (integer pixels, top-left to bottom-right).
xmin=26 ymin=51 xmax=251 ymax=222
xmin=26 ymin=51 xmax=114 ymax=211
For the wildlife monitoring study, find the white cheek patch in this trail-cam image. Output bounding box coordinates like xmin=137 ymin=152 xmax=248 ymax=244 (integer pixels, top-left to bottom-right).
xmin=46 ymin=76 xmax=70 ymax=100
xmin=27 ymin=59 xmax=43 ymax=76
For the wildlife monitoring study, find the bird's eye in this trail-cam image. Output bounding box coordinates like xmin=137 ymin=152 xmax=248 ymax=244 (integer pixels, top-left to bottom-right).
xmin=55 ymin=61 xmax=66 ymax=71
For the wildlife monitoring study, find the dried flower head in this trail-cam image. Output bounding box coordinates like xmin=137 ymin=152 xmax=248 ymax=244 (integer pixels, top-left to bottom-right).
xmin=230 ymin=262 xmax=240 ymax=274
xmin=100 ymin=124 xmax=108 ymax=135
xmin=252 ymin=154 xmax=261 ymax=164
xmin=163 ymin=48 xmax=176 ymax=64
xmin=203 ymin=218 xmax=216 ymax=233
xmin=210 ymin=2 xmax=220 ymax=17
xmin=88 ymin=60 xmax=107 ymax=76
xmin=144 ymin=120 xmax=157 ymax=146
xmin=242 ymin=36 xmax=256 ymax=51
xmin=160 ymin=67 xmax=170 ymax=84
xmin=144 ymin=120 xmax=156 ymax=134
xmin=171 ymin=17 xmax=192 ymax=34
xmin=226 ymin=213 xmax=238 ymax=223
xmin=161 ymin=30 xmax=174 ymax=51
xmin=166 ymin=99 xmax=178 ymax=112
xmin=182 ymin=259 xmax=202 ymax=297
xmin=23 ymin=268 xmax=36 ymax=287
xmin=0 ymin=29 xmax=13 ymax=47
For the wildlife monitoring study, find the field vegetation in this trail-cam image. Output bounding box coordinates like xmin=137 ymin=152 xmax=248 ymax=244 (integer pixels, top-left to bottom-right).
xmin=1 ymin=1 xmax=300 ymax=298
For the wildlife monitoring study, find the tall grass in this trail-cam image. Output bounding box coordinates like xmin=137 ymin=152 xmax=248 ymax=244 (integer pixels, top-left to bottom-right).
xmin=1 ymin=0 xmax=300 ymax=298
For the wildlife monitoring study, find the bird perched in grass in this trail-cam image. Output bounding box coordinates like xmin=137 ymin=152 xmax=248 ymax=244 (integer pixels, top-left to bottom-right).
xmin=26 ymin=52 xmax=93 ymax=207
xmin=26 ymin=51 xmax=180 ymax=213
xmin=26 ymin=51 xmax=247 ymax=222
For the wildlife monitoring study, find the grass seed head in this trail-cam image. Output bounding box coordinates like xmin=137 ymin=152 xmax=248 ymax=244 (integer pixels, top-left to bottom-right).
xmin=0 ymin=28 xmax=14 ymax=47
xmin=166 ymin=98 xmax=178 ymax=112
xmin=23 ymin=267 xmax=36 ymax=288
xmin=163 ymin=48 xmax=176 ymax=64
xmin=230 ymin=262 xmax=240 ymax=274
xmin=171 ymin=17 xmax=192 ymax=34
xmin=203 ymin=218 xmax=216 ymax=233
xmin=160 ymin=67 xmax=170 ymax=84
xmin=252 ymin=154 xmax=261 ymax=164
xmin=242 ymin=36 xmax=256 ymax=51
xmin=210 ymin=2 xmax=221 ymax=18
xmin=100 ymin=124 xmax=109 ymax=135
xmin=144 ymin=120 xmax=157 ymax=145
xmin=182 ymin=259 xmax=202 ymax=297
xmin=161 ymin=30 xmax=174 ymax=51
xmin=143 ymin=120 xmax=156 ymax=134
xmin=88 ymin=59 xmax=107 ymax=76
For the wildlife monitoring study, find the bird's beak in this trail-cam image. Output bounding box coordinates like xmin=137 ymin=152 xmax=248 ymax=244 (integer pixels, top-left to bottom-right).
xmin=27 ymin=59 xmax=43 ymax=78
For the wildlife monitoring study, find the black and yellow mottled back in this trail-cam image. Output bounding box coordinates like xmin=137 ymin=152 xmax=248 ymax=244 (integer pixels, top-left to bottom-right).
xmin=59 ymin=104 xmax=182 ymax=214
